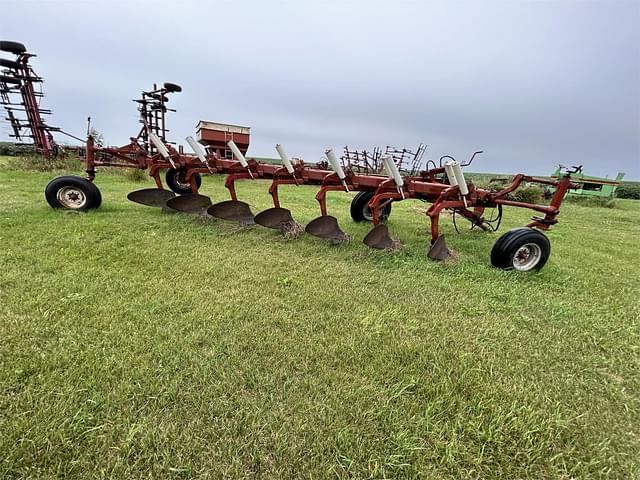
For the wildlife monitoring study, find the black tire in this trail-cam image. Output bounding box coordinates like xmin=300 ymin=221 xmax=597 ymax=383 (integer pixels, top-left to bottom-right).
xmin=45 ymin=176 xmax=102 ymax=211
xmin=163 ymin=82 xmax=182 ymax=93
xmin=490 ymin=227 xmax=551 ymax=272
xmin=350 ymin=191 xmax=392 ymax=222
xmin=0 ymin=74 xmax=20 ymax=84
xmin=166 ymin=168 xmax=201 ymax=194
xmin=0 ymin=58 xmax=21 ymax=69
xmin=0 ymin=41 xmax=27 ymax=55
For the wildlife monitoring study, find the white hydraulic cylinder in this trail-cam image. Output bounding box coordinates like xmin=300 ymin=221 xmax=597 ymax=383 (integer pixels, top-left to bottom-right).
xmin=325 ymin=148 xmax=346 ymax=180
xmin=186 ymin=136 xmax=207 ymax=164
xmin=227 ymin=140 xmax=249 ymax=168
xmin=275 ymin=143 xmax=295 ymax=175
xmin=451 ymin=161 xmax=469 ymax=196
xmin=325 ymin=148 xmax=349 ymax=191
xmin=149 ymin=132 xmax=170 ymax=160
xmin=444 ymin=161 xmax=458 ymax=186
xmin=380 ymin=154 xmax=404 ymax=188
xmin=149 ymin=132 xmax=175 ymax=168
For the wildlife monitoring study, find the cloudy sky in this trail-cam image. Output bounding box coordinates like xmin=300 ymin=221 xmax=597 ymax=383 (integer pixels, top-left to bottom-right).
xmin=2 ymin=0 xmax=639 ymax=178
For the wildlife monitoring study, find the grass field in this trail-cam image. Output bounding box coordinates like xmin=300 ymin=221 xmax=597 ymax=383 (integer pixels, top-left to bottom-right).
xmin=1 ymin=166 xmax=639 ymax=479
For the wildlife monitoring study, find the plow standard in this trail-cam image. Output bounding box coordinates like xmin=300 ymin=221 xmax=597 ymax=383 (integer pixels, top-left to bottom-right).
xmin=2 ymin=41 xmax=580 ymax=272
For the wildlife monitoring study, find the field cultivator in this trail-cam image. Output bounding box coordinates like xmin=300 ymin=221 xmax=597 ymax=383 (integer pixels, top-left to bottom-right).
xmin=15 ymin=72 xmax=579 ymax=272
xmin=0 ymin=41 xmax=60 ymax=158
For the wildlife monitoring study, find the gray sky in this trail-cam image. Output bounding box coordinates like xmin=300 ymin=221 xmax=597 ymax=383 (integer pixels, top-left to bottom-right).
xmin=2 ymin=0 xmax=639 ymax=178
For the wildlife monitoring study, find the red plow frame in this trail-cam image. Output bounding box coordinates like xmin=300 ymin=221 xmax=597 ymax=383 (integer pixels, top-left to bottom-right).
xmin=32 ymin=79 xmax=579 ymax=272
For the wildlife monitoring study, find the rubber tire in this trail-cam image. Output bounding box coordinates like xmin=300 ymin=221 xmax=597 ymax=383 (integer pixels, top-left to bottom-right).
xmin=350 ymin=191 xmax=392 ymax=222
xmin=45 ymin=176 xmax=102 ymax=211
xmin=166 ymin=168 xmax=201 ymax=195
xmin=0 ymin=58 xmax=21 ymax=69
xmin=0 ymin=41 xmax=26 ymax=55
xmin=490 ymin=227 xmax=551 ymax=272
xmin=0 ymin=74 xmax=20 ymax=84
xmin=163 ymin=82 xmax=182 ymax=93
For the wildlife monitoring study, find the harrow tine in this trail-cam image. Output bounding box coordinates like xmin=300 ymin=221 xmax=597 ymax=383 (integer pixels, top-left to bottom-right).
xmin=207 ymin=200 xmax=255 ymax=226
xmin=127 ymin=188 xmax=176 ymax=207
xmin=305 ymin=215 xmax=349 ymax=244
xmin=165 ymin=193 xmax=212 ymax=214
xmin=426 ymin=234 xmax=458 ymax=261
xmin=254 ymin=207 xmax=303 ymax=237
xmin=363 ymin=224 xmax=402 ymax=251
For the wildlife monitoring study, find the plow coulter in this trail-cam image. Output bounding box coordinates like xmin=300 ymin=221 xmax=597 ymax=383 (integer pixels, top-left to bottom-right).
xmin=27 ymin=76 xmax=579 ymax=272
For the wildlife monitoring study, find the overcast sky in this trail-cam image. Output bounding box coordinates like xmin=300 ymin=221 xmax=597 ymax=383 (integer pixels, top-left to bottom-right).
xmin=2 ymin=0 xmax=639 ymax=178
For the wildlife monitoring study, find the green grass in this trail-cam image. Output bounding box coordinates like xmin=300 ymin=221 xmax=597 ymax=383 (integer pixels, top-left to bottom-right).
xmin=1 ymin=168 xmax=639 ymax=479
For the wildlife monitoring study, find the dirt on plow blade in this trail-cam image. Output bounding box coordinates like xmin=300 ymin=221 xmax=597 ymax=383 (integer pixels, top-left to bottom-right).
xmin=207 ymin=200 xmax=255 ymax=226
xmin=165 ymin=194 xmax=212 ymax=214
xmin=127 ymin=188 xmax=176 ymax=207
xmin=305 ymin=215 xmax=349 ymax=244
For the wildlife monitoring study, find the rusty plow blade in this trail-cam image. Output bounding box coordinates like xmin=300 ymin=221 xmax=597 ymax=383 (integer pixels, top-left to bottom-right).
xmin=427 ymin=235 xmax=458 ymax=261
xmin=127 ymin=188 xmax=176 ymax=207
xmin=254 ymin=207 xmax=303 ymax=238
xmin=305 ymin=216 xmax=349 ymax=244
xmin=363 ymin=224 xmax=402 ymax=251
xmin=165 ymin=194 xmax=212 ymax=214
xmin=206 ymin=200 xmax=255 ymax=226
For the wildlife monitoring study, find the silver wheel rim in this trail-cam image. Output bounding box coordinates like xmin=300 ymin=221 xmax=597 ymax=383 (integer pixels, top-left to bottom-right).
xmin=174 ymin=173 xmax=191 ymax=190
xmin=57 ymin=186 xmax=87 ymax=209
xmin=362 ymin=203 xmax=373 ymax=221
xmin=362 ymin=201 xmax=388 ymax=221
xmin=512 ymin=243 xmax=542 ymax=271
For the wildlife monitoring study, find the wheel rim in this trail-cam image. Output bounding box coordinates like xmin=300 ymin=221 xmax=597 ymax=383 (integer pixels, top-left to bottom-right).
xmin=362 ymin=201 xmax=387 ymax=221
xmin=174 ymin=172 xmax=191 ymax=190
xmin=57 ymin=187 xmax=87 ymax=209
xmin=362 ymin=203 xmax=373 ymax=221
xmin=512 ymin=243 xmax=542 ymax=271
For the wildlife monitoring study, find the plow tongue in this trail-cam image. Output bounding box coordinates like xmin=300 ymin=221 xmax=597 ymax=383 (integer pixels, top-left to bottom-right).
xmin=127 ymin=188 xmax=176 ymax=207
xmin=206 ymin=200 xmax=255 ymax=226
xmin=165 ymin=193 xmax=212 ymax=214
xmin=305 ymin=216 xmax=349 ymax=244
xmin=427 ymin=234 xmax=457 ymax=261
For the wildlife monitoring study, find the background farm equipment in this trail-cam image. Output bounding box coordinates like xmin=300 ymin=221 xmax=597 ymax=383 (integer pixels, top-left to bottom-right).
xmin=0 ymin=41 xmax=59 ymax=159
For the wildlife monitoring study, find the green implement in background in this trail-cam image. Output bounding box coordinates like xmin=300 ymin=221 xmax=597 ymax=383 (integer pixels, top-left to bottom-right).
xmin=551 ymin=168 xmax=625 ymax=197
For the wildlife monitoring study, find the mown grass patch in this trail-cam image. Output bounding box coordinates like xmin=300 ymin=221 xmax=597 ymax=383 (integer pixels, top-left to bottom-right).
xmin=1 ymin=169 xmax=638 ymax=479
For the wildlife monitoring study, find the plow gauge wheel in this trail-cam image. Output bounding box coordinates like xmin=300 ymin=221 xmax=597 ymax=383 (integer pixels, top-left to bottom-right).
xmin=490 ymin=227 xmax=550 ymax=272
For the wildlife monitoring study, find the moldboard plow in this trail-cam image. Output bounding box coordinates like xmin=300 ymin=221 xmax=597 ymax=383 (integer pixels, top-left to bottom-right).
xmin=0 ymin=42 xmax=579 ymax=272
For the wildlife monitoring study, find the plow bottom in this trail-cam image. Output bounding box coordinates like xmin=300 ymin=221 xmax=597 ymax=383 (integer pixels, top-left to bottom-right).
xmin=207 ymin=200 xmax=255 ymax=225
xmin=255 ymin=207 xmax=303 ymax=238
xmin=165 ymin=193 xmax=212 ymax=213
xmin=427 ymin=234 xmax=457 ymax=261
xmin=362 ymin=224 xmax=402 ymax=251
xmin=305 ymin=216 xmax=349 ymax=244
xmin=127 ymin=188 xmax=176 ymax=207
